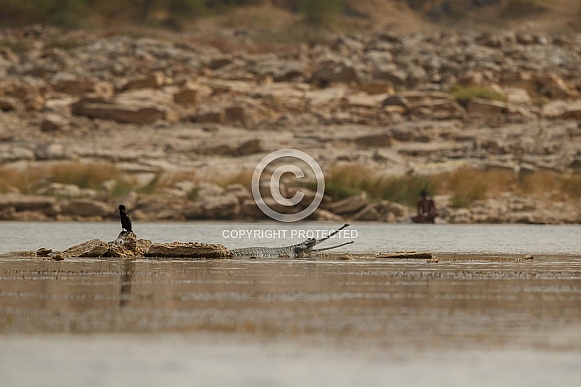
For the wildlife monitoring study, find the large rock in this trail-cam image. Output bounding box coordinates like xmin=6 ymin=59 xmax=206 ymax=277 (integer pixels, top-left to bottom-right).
xmin=173 ymin=88 xmax=200 ymax=104
xmin=146 ymin=242 xmax=232 ymax=259
xmin=72 ymin=95 xmax=167 ymax=124
xmin=354 ymin=133 xmax=392 ymax=148
xmin=351 ymin=200 xmax=409 ymax=222
xmin=37 ymin=183 xmax=96 ymax=199
xmin=312 ymin=59 xmax=360 ymax=84
xmin=62 ymin=199 xmax=110 ymax=217
xmin=40 ymin=114 xmax=70 ymax=132
xmin=561 ymin=103 xmax=581 ymax=119
xmin=51 ymin=78 xmax=113 ymax=96
xmin=120 ymin=73 xmax=164 ymax=91
xmin=34 ymin=143 xmax=74 ymax=160
xmin=0 ymin=97 xmax=21 ymax=111
xmin=466 ymin=98 xmax=506 ymax=114
xmin=0 ymin=194 xmax=59 ymax=215
xmin=108 ymin=232 xmax=152 ymax=257
xmin=198 ymin=194 xmax=241 ymax=219
xmin=409 ymin=99 xmax=466 ymax=120
xmin=232 ymin=138 xmax=261 ymax=156
xmin=327 ymin=192 xmax=368 ymax=215
xmin=57 ymin=239 xmax=110 ymax=259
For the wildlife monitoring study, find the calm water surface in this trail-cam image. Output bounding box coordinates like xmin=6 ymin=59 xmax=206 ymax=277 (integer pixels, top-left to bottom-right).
xmin=1 ymin=221 xmax=580 ymax=255
xmin=1 ymin=221 xmax=580 ymax=386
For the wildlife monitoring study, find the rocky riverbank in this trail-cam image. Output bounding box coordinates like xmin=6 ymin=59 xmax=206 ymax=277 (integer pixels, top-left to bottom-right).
xmin=0 ymin=26 xmax=580 ymax=224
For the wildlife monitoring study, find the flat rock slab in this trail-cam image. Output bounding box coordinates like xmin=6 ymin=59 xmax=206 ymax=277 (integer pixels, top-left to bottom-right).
xmin=146 ymin=242 xmax=232 ymax=259
xmin=38 ymin=232 xmax=232 ymax=260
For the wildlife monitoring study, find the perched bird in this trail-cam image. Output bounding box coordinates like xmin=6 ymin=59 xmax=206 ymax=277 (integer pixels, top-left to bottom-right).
xmin=119 ymin=204 xmax=133 ymax=233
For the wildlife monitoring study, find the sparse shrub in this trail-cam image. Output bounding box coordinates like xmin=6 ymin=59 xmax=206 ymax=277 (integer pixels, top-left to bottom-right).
xmin=111 ymin=178 xmax=136 ymax=197
xmin=0 ymin=38 xmax=34 ymax=54
xmin=49 ymin=163 xmax=121 ymax=189
xmin=138 ymin=170 xmax=198 ymax=194
xmin=324 ymin=181 xmax=362 ymax=201
xmin=503 ymin=0 xmax=546 ymax=19
xmin=520 ymin=170 xmax=559 ymax=196
xmin=209 ymin=169 xmax=253 ymax=189
xmin=0 ymin=0 xmax=89 ymax=28
xmin=324 ymin=163 xmax=437 ymax=206
xmin=0 ymin=162 xmax=134 ymax=196
xmin=0 ymin=165 xmax=38 ymax=194
xmin=560 ymin=175 xmax=581 ymax=200
xmin=372 ymin=175 xmax=437 ymax=206
xmin=449 ymin=85 xmax=507 ymax=108
xmin=439 ymin=167 xmax=514 ymax=207
xmin=297 ymin=0 xmax=343 ymax=27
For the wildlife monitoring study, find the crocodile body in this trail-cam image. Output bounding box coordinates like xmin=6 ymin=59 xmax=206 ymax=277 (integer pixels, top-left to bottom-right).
xmin=232 ymin=241 xmax=315 ymax=258
xmin=231 ymin=224 xmax=353 ymax=258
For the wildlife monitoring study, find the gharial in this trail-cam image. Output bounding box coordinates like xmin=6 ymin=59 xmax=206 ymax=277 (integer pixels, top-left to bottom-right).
xmin=231 ymin=224 xmax=354 ymax=258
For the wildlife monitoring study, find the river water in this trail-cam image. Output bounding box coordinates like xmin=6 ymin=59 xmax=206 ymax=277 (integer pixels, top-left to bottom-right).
xmin=1 ymin=221 xmax=580 ymax=255
xmin=1 ymin=222 xmax=580 ymax=386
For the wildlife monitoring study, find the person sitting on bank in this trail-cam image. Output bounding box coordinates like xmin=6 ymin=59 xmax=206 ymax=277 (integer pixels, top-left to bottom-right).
xmin=412 ymin=190 xmax=438 ymax=223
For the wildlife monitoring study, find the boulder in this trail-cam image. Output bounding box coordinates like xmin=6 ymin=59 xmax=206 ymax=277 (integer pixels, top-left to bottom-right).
xmin=312 ymin=59 xmax=360 ymax=84
xmin=108 ymin=232 xmax=152 ymax=257
xmin=311 ymin=208 xmax=344 ymax=222
xmin=354 ymin=133 xmax=392 ymax=148
xmin=40 ymin=114 xmax=69 ymax=132
xmin=72 ymin=96 xmax=167 ymax=124
xmin=541 ymin=100 xmax=569 ymax=118
xmin=198 ymin=194 xmax=241 ymax=219
xmin=374 ymin=64 xmax=408 ymax=88
xmin=120 ymin=73 xmax=164 ymax=91
xmin=0 ymin=145 xmax=35 ymax=162
xmin=0 ymin=194 xmax=59 ymax=215
xmin=382 ymin=95 xmax=410 ymax=109
xmin=62 ymin=199 xmax=110 ymax=217
xmin=0 ymin=47 xmax=19 ymax=63
xmin=466 ymin=98 xmax=506 ymax=114
xmin=409 ymin=100 xmax=465 ymax=120
xmin=356 ymin=81 xmax=394 ymax=95
xmin=537 ymin=73 xmax=578 ymax=99
xmin=51 ymin=78 xmax=113 ymax=96
xmin=173 ymin=88 xmax=200 ymax=104
xmin=196 ymin=182 xmax=226 ymax=199
xmin=146 ymin=242 xmax=232 ymax=259
xmin=0 ymin=97 xmax=21 ymax=111
xmin=351 ymin=200 xmax=408 ymax=222
xmin=232 ymin=138 xmax=261 ymax=156
xmin=225 ymin=184 xmax=251 ymax=203
xmin=35 ymin=143 xmax=74 ymax=160
xmin=224 ymin=106 xmax=245 ymax=123
xmin=327 ymin=192 xmax=368 ymax=215
xmin=562 ymin=104 xmax=581 ymax=120
xmin=57 ymin=239 xmax=110 ymax=259
xmin=37 ymin=183 xmax=96 ymax=199
xmin=192 ymin=110 xmax=224 ymax=123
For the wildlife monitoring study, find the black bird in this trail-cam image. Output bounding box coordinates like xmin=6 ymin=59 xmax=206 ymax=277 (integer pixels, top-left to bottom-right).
xmin=119 ymin=204 xmax=133 ymax=233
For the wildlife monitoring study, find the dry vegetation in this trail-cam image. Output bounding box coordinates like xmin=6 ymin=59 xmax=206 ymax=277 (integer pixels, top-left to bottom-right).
xmin=0 ymin=162 xmax=579 ymax=210
xmin=324 ymin=163 xmax=581 ymax=209
xmin=0 ymin=0 xmax=579 ymax=33
xmin=0 ymin=163 xmax=254 ymax=199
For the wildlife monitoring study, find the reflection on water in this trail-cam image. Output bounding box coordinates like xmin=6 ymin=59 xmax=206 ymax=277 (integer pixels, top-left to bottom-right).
xmin=1 ymin=221 xmax=580 ymax=386
xmin=1 ymin=254 xmax=580 ymax=351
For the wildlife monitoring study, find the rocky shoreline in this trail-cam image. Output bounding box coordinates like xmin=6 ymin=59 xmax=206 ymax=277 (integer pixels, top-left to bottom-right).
xmin=0 ymin=26 xmax=580 ymax=224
